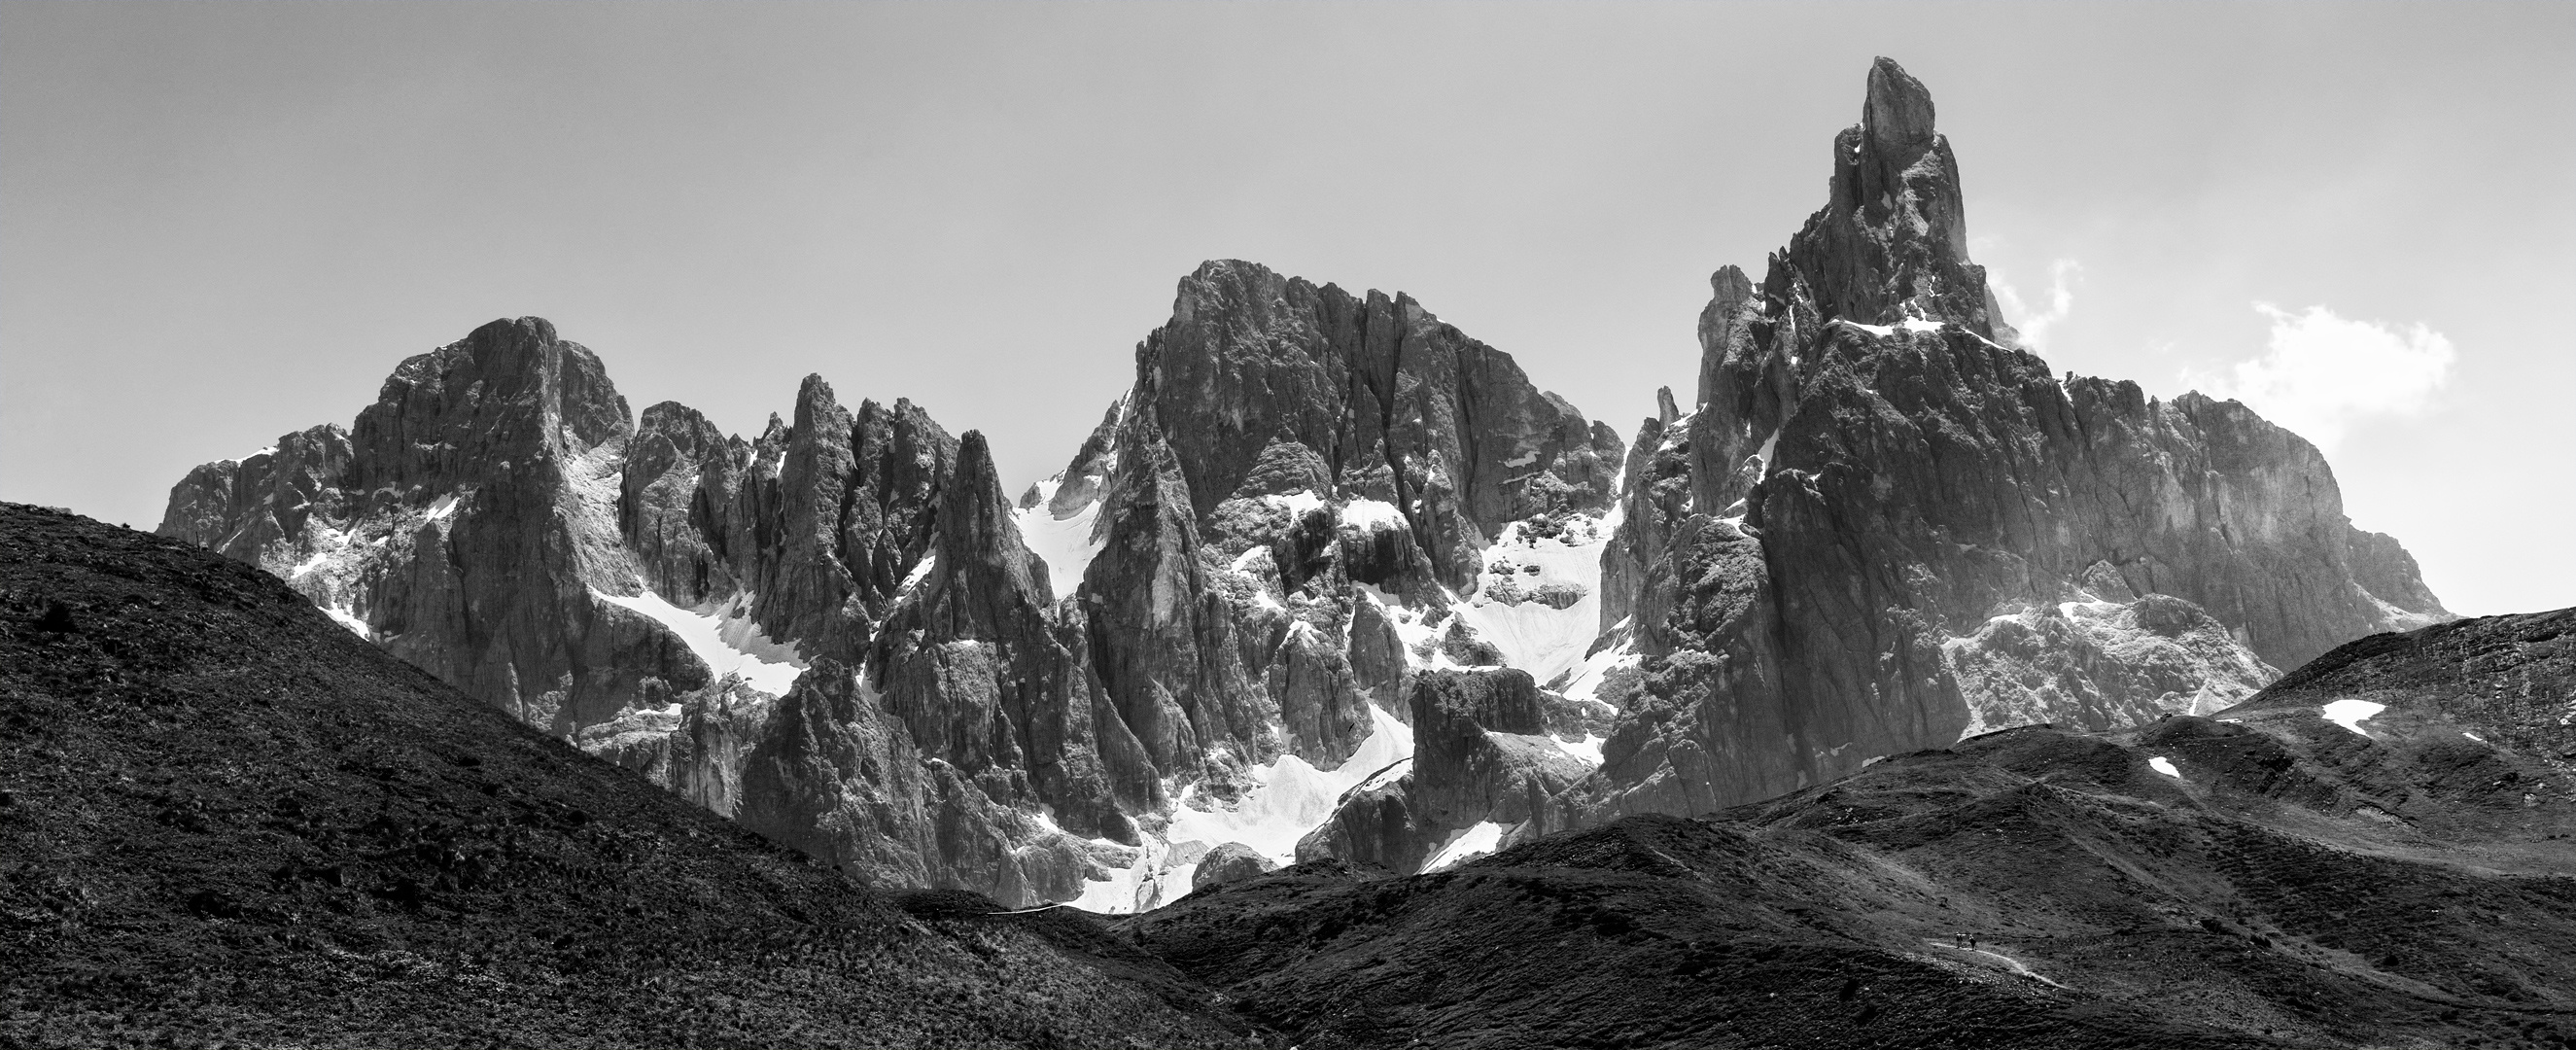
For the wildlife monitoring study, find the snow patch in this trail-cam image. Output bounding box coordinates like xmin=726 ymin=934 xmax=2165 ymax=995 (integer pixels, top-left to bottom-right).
xmin=1065 ymin=849 xmax=1153 ymax=913
xmin=899 ymin=554 xmax=936 ymax=593
xmin=2148 ymin=756 xmax=2182 ymax=779
xmin=1075 ymin=701 xmax=1417 ymax=914
xmin=322 ymin=605 xmax=372 ymax=640
xmin=1354 ymin=755 xmax=1413 ymax=793
xmin=1164 ymin=703 xmax=1415 ymax=864
xmin=589 ymin=587 xmax=808 ymax=695
xmin=424 ymin=493 xmax=458 ymax=522
xmin=1551 ymin=734 xmax=1606 ymax=766
xmin=1029 ymin=810 xmax=1127 ymax=850
xmin=1358 ymin=585 xmax=1443 ymax=670
xmin=1340 ymin=498 xmax=1406 ymax=531
xmin=1267 ymin=490 xmax=1327 ymax=518
xmin=1013 ymin=487 xmax=1104 ymax=598
xmin=1452 ymin=514 xmax=1613 ymax=685
xmin=1558 ymin=645 xmax=1638 ymax=706
xmin=2321 ymin=698 xmax=2386 ymax=737
xmin=2057 ymin=600 xmax=2124 ymax=620
xmin=1422 ymin=822 xmax=1506 ymax=872
xmin=288 ymin=527 xmax=350 ymax=578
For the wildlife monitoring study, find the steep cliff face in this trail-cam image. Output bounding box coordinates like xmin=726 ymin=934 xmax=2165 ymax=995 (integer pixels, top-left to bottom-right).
xmin=1573 ymin=56 xmax=2448 ymax=827
xmin=1294 ymin=668 xmax=1591 ymax=876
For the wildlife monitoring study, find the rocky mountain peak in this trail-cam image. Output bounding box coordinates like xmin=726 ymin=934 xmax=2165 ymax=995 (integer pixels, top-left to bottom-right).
xmin=1862 ymin=55 xmax=1937 ymax=158
xmin=1792 ymin=57 xmax=1985 ymax=334
xmin=1576 ymin=55 xmax=2450 ymax=836
xmin=1118 ymin=258 xmax=1621 ymax=589
xmin=157 ymin=423 xmax=356 ymax=568
xmin=350 ymin=316 xmax=631 ymax=501
xmin=920 ymin=429 xmax=1053 ymax=634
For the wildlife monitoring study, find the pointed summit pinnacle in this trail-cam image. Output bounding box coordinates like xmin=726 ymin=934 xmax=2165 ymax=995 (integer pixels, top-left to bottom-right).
xmin=1780 ymin=57 xmax=1991 ymax=335
xmin=1862 ymin=57 xmax=1937 ymax=158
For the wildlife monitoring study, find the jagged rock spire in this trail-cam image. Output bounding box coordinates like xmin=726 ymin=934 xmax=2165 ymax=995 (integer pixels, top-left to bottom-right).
xmin=1783 ymin=56 xmax=1991 ymax=335
xmin=1862 ymin=56 xmax=1938 ymax=163
xmin=918 ymin=429 xmax=1051 ymax=639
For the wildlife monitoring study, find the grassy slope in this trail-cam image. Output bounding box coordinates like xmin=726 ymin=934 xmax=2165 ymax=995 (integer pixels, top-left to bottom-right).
xmin=18 ymin=495 xmax=2576 ymax=1050
xmin=1122 ymin=626 xmax=2576 ymax=1050
xmin=0 ymin=504 xmax=1260 ymax=1049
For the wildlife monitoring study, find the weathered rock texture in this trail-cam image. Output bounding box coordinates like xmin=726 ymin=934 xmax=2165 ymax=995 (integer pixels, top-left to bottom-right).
xmin=1572 ymin=56 xmax=2447 ymax=829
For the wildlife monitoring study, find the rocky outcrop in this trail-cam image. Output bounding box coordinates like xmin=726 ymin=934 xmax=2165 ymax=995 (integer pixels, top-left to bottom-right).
xmin=2221 ymin=607 xmax=2576 ymax=761
xmin=1408 ymin=669 xmax=1588 ymax=832
xmin=1575 ymin=56 xmax=2448 ymax=826
xmin=863 ymin=431 xmax=1141 ymax=846
xmin=735 ymin=657 xmax=938 ymax=887
xmin=739 ymin=382 xmax=957 ymax=665
xmin=1297 ymin=669 xmax=1588 ymax=871
xmin=620 ymin=402 xmax=747 ymax=609
xmin=573 ymin=681 xmax=775 ymax=817
xmin=1191 ymin=842 xmax=1276 ymax=891
xmin=736 ymin=650 xmax=1100 ymax=906
xmin=157 ymin=423 xmax=355 ymax=569
xmin=1292 ymin=770 xmax=1422 ymax=874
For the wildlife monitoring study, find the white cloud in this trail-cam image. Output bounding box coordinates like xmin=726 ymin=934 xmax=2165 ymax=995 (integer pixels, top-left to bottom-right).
xmin=2184 ymin=303 xmax=2454 ymax=451
xmin=1988 ymin=259 xmax=2079 ymax=348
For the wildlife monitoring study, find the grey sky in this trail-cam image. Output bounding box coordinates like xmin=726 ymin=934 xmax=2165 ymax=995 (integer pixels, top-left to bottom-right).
xmin=4 ymin=2 xmax=2568 ymax=616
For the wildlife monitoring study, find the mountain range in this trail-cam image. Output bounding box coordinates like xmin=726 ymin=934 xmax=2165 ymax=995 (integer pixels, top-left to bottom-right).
xmin=152 ymin=58 xmax=2447 ymax=913
xmin=4 ymin=57 xmax=2543 ymax=1048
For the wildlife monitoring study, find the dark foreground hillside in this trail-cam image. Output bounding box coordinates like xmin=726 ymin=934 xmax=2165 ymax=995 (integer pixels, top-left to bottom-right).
xmin=0 ymin=504 xmax=1259 ymax=1048
xmin=12 ymin=500 xmax=2576 ymax=1050
xmin=1121 ymin=614 xmax=2576 ymax=1050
